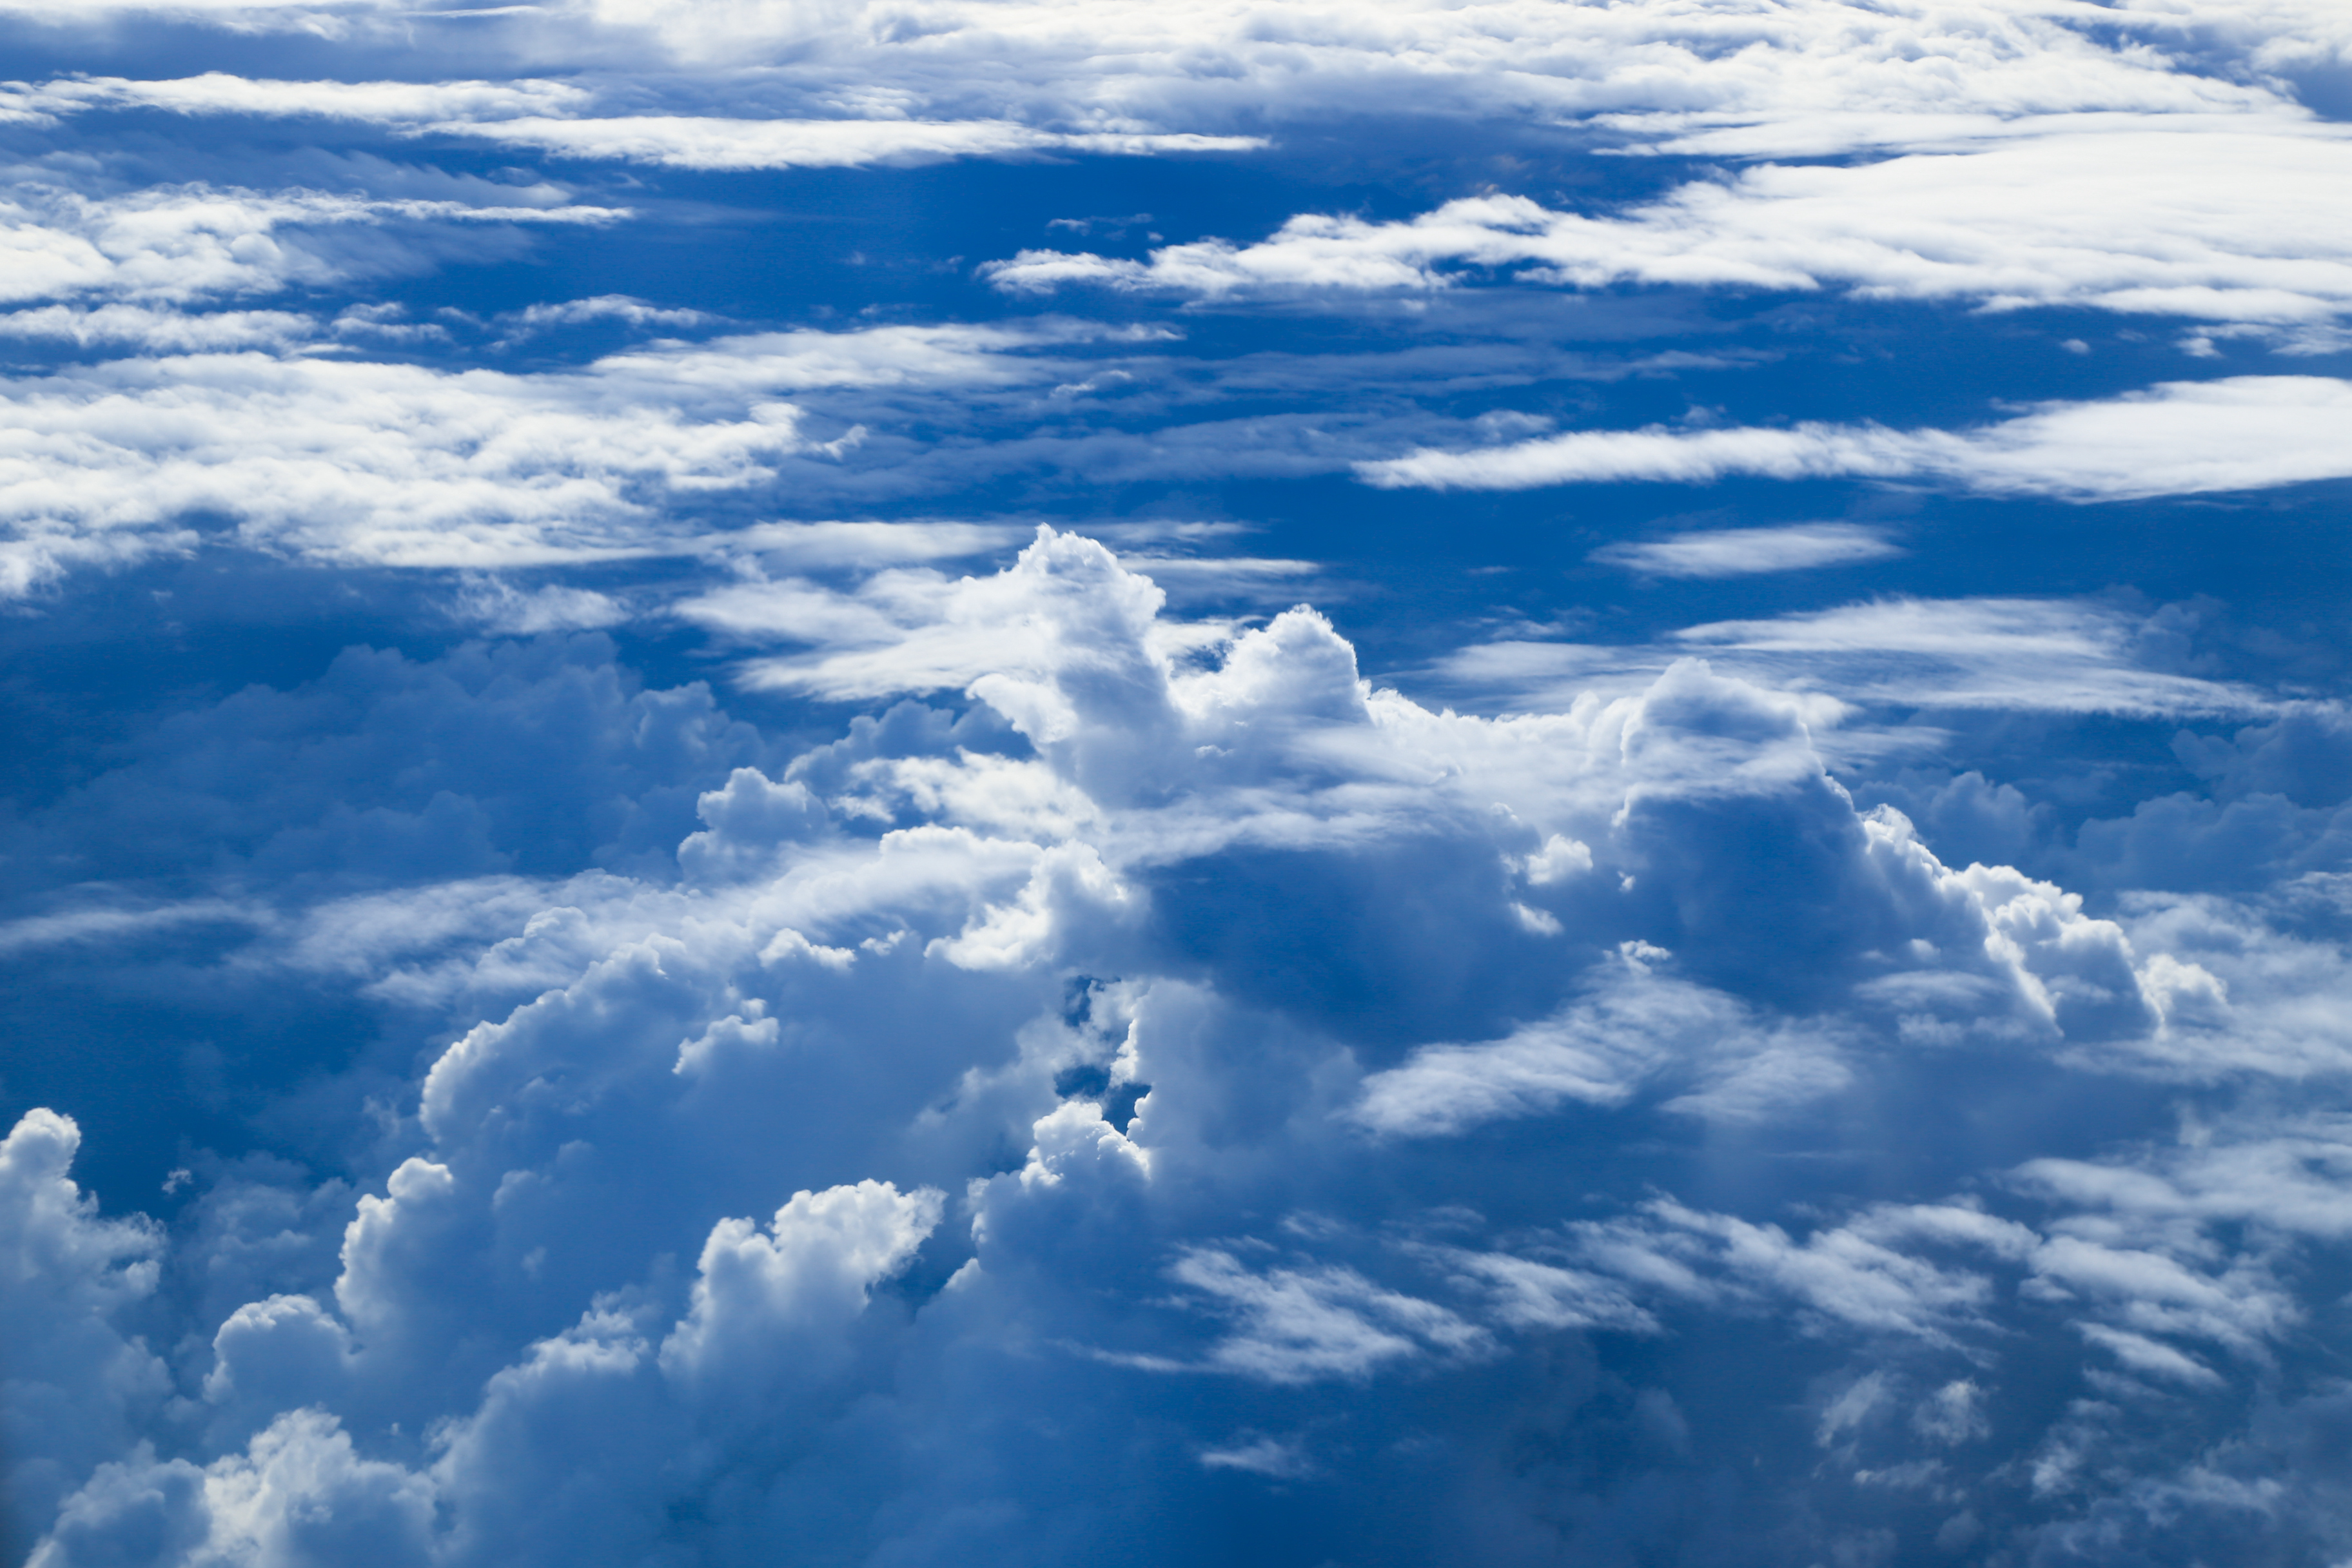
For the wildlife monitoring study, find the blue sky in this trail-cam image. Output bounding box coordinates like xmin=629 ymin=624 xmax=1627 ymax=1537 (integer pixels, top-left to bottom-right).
xmin=1 ymin=3 xmax=2350 ymax=1564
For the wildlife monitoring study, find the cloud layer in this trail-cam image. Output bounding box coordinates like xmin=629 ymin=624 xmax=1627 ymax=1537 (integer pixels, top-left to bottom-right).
xmin=9 ymin=534 xmax=2352 ymax=1563
xmin=1 ymin=0 xmax=2347 ymax=1563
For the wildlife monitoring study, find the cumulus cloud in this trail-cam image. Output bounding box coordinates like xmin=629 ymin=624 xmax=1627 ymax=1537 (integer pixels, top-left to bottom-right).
xmin=6 ymin=0 xmax=2351 ymax=1561
xmin=0 ymin=1111 xmax=169 ymax=1556
xmin=5 ymin=530 xmax=2351 ymax=1564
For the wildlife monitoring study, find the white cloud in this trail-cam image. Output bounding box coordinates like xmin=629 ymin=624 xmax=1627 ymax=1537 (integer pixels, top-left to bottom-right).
xmin=1440 ymin=596 xmax=2267 ymax=722
xmin=1359 ymin=377 xmax=2352 ymax=502
xmin=7 ymin=74 xmax=1262 ymax=170
xmin=1573 ymin=1198 xmax=2034 ymax=1343
xmin=1670 ymin=598 xmax=2269 ymax=718
xmin=0 ymin=182 xmax=624 ymax=309
xmin=8 ymin=0 xmax=2352 ymax=1558
xmin=0 ymin=323 xmax=1099 ymax=593
xmin=0 ymin=1112 xmax=172 ymax=1540
xmin=429 ymin=115 xmax=1262 ymax=169
xmin=1168 ymin=1248 xmax=1487 ymax=1383
xmin=8 ymin=525 xmax=2351 ymax=1562
xmin=494 ymin=295 xmax=719 ymax=338
xmin=14 ymin=72 xmax=592 ymax=124
xmin=448 ymin=575 xmax=632 ymax=634
xmin=1591 ymin=523 xmax=1902 ymax=578
xmin=656 ymin=1179 xmax=943 ymax=1386
xmin=1197 ymin=1435 xmax=1314 ymax=1477
xmin=988 ymin=129 xmax=2352 ymax=326
xmin=0 ymin=304 xmax=318 ymax=351
xmin=5 ymin=0 xmax=2334 ymax=176
xmin=521 ymin=0 xmax=2351 ymax=141
xmin=1350 ymin=959 xmax=1707 ymax=1135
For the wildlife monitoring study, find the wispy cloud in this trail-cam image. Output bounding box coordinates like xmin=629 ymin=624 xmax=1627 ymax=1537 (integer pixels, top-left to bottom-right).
xmin=1360 ymin=377 xmax=2352 ymax=501
xmin=987 ymin=130 xmax=2352 ymax=326
xmin=1591 ymin=523 xmax=1902 ymax=578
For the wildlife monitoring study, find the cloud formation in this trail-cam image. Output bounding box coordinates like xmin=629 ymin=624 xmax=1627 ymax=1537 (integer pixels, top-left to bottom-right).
xmin=3 ymin=0 xmax=2349 ymax=1563
xmin=990 ymin=129 xmax=2352 ymax=325
xmin=0 ymin=322 xmax=1123 ymax=591
xmin=1360 ymin=376 xmax=2352 ymax=500
xmin=8 ymin=532 xmax=2345 ymax=1560
xmin=1591 ymin=522 xmax=1903 ymax=578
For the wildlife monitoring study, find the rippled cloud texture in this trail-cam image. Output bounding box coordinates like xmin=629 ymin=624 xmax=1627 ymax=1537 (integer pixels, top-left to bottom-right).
xmin=2 ymin=3 xmax=2349 ymax=1565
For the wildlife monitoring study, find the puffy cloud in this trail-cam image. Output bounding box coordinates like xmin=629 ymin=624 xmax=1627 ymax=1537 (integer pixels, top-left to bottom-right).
xmin=0 ymin=1111 xmax=170 ymax=1560
xmin=31 ymin=1171 xmax=937 ymax=1568
xmin=658 ymin=1179 xmax=942 ymax=1387
xmin=3 ymin=3 xmax=2349 ymax=1551
xmin=1 ymin=632 xmax=767 ymax=900
xmin=6 ymin=528 xmax=2352 ymax=1564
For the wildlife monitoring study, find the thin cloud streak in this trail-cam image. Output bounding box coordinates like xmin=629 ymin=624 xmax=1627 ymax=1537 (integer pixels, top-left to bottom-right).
xmin=1359 ymin=377 xmax=2352 ymax=501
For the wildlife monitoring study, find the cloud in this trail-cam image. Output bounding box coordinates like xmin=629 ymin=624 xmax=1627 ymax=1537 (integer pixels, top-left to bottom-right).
xmin=1572 ymin=1197 xmax=2034 ymax=1343
xmin=429 ymin=115 xmax=1264 ymax=170
xmin=6 ymin=531 xmax=2351 ymax=1565
xmin=12 ymin=72 xmax=593 ymax=124
xmin=1669 ymin=597 xmax=2269 ymax=717
xmin=0 ymin=323 xmax=1105 ymax=592
xmin=1591 ymin=522 xmax=1903 ymax=578
xmin=1358 ymin=377 xmax=2352 ymax=501
xmin=24 ymin=1174 xmax=940 ymax=1568
xmin=985 ymin=127 xmax=2352 ymax=325
xmin=9 ymin=74 xmax=1262 ymax=170
xmin=0 ymin=1111 xmax=170 ymax=1556
xmin=1440 ymin=594 xmax=2267 ymax=721
xmin=492 ymin=295 xmax=718 ymax=339
xmin=0 ymin=182 xmax=624 ymax=310
xmin=1168 ymin=1248 xmax=1487 ymax=1383
xmin=5 ymin=0 xmax=2352 ymax=1553
xmin=447 ymin=576 xmax=631 ymax=634
xmin=0 ymin=304 xmax=318 ymax=351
